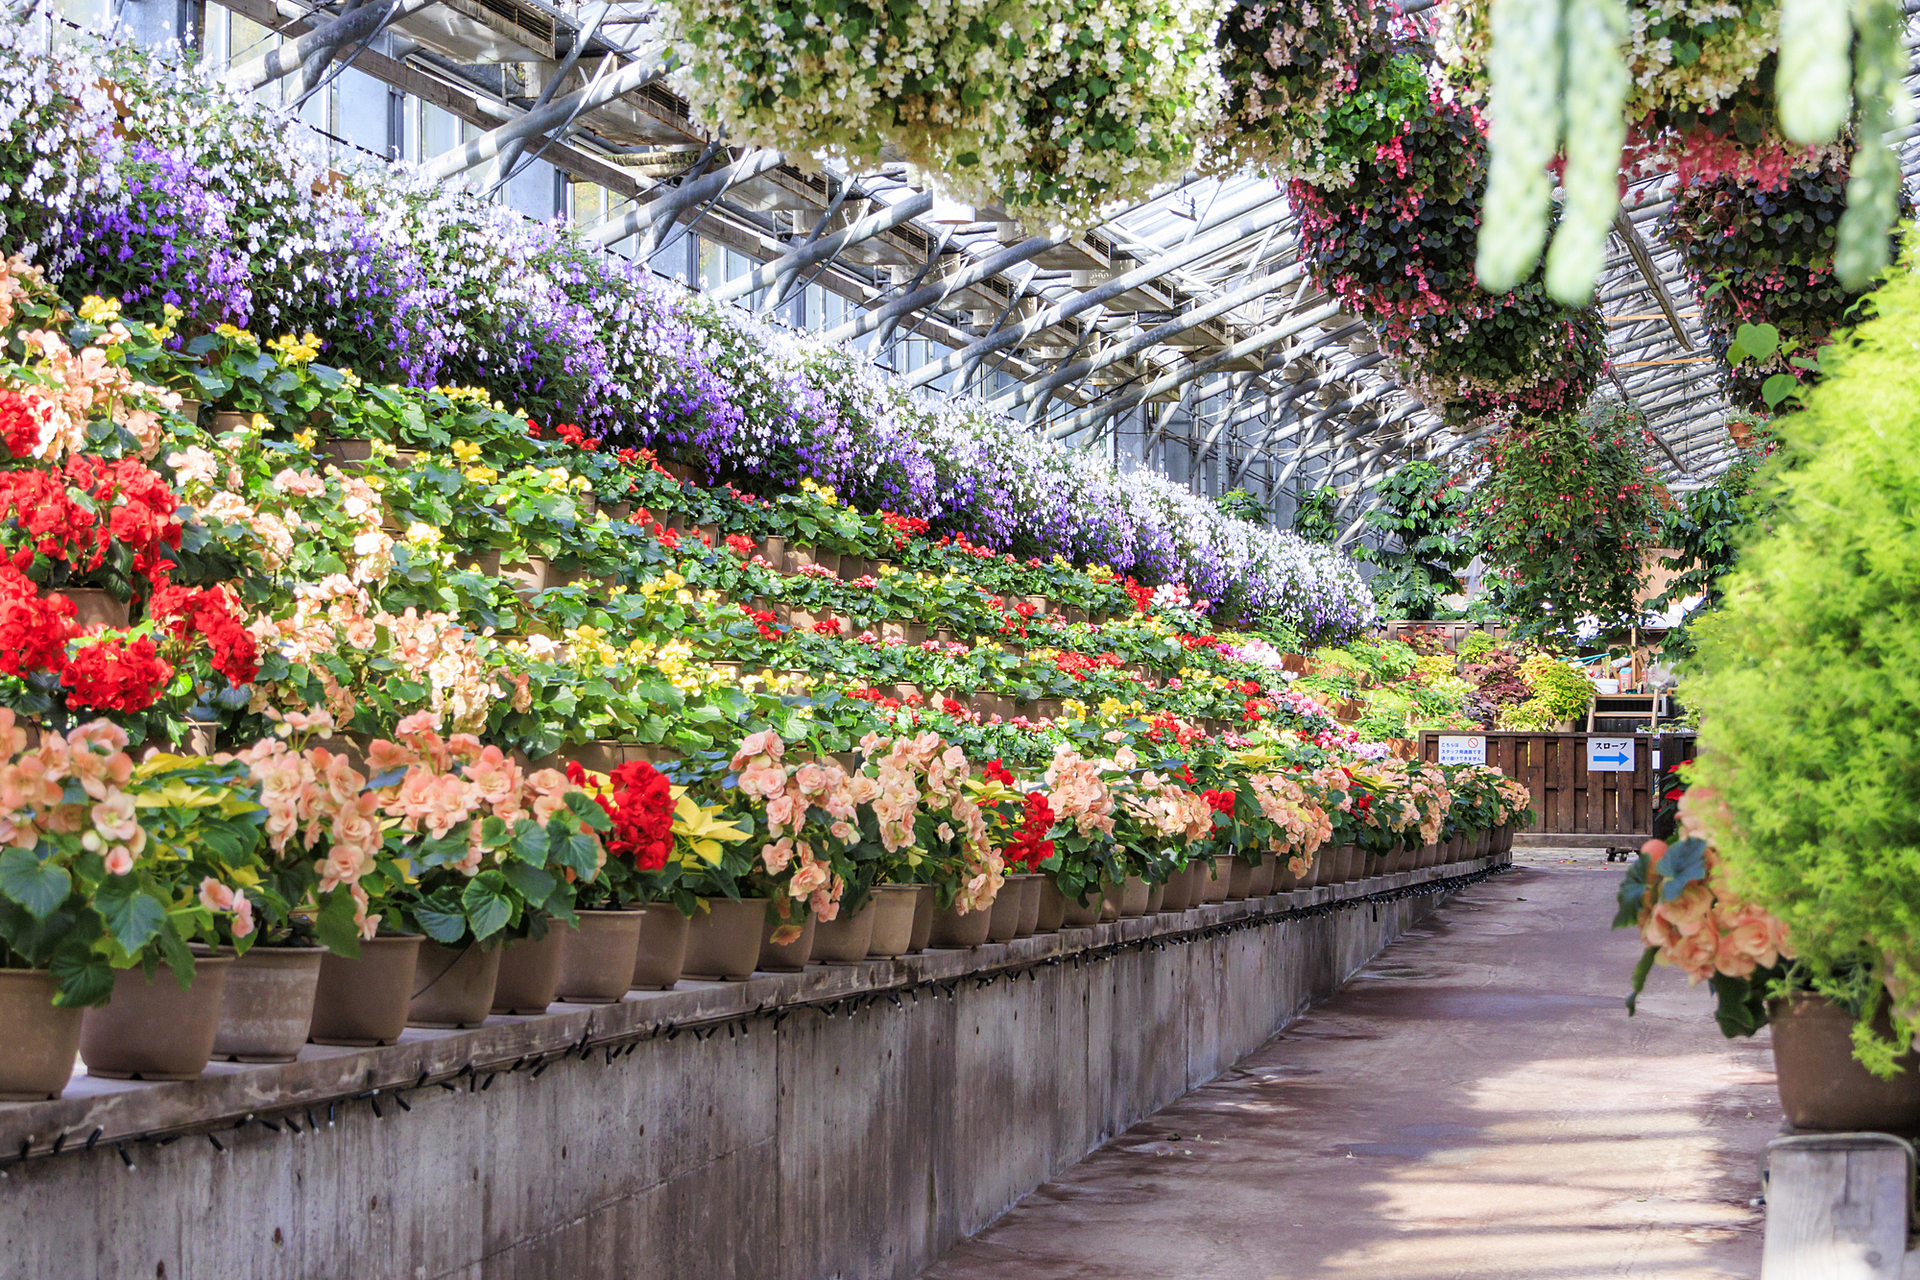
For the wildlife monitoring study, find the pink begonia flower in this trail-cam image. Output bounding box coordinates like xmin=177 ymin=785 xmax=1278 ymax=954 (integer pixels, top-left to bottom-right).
xmin=104 ymin=846 xmax=134 ymax=875
xmin=231 ymin=891 xmax=254 ymax=939
xmin=198 ymin=877 xmax=236 ymax=913
xmin=761 ymin=839 xmax=794 ymax=874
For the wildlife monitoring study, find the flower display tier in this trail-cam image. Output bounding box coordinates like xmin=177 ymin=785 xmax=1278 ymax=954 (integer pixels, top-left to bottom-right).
xmin=0 ymin=254 xmax=1532 ymax=1106
xmin=0 ymin=41 xmax=1369 ymax=636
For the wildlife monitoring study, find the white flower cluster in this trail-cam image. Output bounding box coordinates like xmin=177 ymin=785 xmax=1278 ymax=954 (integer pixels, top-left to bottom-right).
xmin=1434 ymin=0 xmax=1779 ymax=123
xmin=660 ymin=0 xmax=1227 ymax=223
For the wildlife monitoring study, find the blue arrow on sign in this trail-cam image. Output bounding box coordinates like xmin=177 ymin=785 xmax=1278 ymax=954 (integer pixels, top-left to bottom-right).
xmin=1593 ymin=752 xmax=1630 ymax=766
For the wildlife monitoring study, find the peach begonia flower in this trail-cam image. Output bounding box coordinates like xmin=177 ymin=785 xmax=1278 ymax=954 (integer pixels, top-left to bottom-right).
xmin=198 ymin=876 xmax=237 ymax=912
xmin=103 ymin=846 xmax=135 ymax=875
xmin=761 ymin=838 xmax=795 ymax=874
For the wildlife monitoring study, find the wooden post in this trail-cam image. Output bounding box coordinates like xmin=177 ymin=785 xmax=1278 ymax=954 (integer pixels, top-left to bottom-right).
xmin=1761 ymin=1134 xmax=1915 ymax=1279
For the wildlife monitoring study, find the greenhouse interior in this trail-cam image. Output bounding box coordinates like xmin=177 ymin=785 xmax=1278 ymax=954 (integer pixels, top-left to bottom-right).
xmin=0 ymin=0 xmax=1914 ymax=1274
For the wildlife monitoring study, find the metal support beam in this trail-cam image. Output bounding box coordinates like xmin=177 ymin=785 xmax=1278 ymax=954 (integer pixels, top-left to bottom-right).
xmin=902 ymin=195 xmax=1294 ymax=389
xmin=418 ymin=54 xmax=665 ymax=183
xmin=707 ymin=192 xmax=934 ymax=302
xmin=992 ymin=265 xmax=1307 ymax=413
xmin=224 ymin=0 xmax=438 ymax=91
xmin=584 ymin=149 xmax=785 ymax=252
xmin=1046 ymin=302 xmax=1342 ymax=438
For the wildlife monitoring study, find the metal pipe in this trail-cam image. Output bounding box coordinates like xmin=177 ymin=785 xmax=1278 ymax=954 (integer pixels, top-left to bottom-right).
xmin=418 ymin=54 xmax=665 ymax=183
xmin=224 ymin=0 xmax=439 ymax=91
xmin=707 ymin=192 xmax=934 ymax=302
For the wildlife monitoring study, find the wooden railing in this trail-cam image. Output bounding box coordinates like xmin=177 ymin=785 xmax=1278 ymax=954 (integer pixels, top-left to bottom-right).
xmin=1416 ymin=731 xmax=1698 ymax=841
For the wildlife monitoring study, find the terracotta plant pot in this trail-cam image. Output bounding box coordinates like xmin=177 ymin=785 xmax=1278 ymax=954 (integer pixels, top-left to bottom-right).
xmin=1146 ymin=882 xmax=1168 ymax=914
xmin=80 ymin=951 xmax=235 ymax=1080
xmin=684 ymin=897 xmax=768 ymax=981
xmin=1225 ymin=856 xmax=1255 ymax=900
xmin=867 ymin=885 xmax=920 ymax=958
xmin=62 ymin=588 xmax=129 ymax=630
xmin=556 ymin=909 xmax=644 ymax=1003
xmin=813 ymin=899 xmax=878 ymax=964
xmin=1103 ymin=875 xmax=1151 ymax=919
xmin=631 ymin=904 xmax=690 ymax=990
xmin=757 ymin=910 xmax=816 ymax=973
xmin=1015 ymin=874 xmax=1044 ymax=936
xmin=1205 ymin=856 xmax=1234 ymax=903
xmin=310 ymin=935 xmax=423 ymax=1046
xmin=492 ymin=928 xmax=566 ymax=1015
xmin=1247 ymin=857 xmax=1277 ymax=898
xmin=986 ymin=883 xmax=1024 ymax=942
xmin=408 ymin=942 xmax=501 ymax=1029
xmin=212 ymin=945 xmax=324 ymax=1062
xmin=1158 ymin=865 xmax=1190 ymax=912
xmin=1769 ymin=994 xmax=1920 ymax=1134
xmin=906 ymin=886 xmax=936 ymax=954
xmin=928 ymin=903 xmax=993 ymax=949
xmin=0 ymin=970 xmax=83 ymax=1099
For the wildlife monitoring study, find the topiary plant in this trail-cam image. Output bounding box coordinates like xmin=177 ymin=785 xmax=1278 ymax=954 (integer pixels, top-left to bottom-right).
xmin=1687 ymin=239 xmax=1920 ymax=1073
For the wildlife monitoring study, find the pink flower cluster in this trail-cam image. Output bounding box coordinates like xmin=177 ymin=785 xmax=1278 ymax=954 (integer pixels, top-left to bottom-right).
xmin=1043 ymin=745 xmax=1117 ymax=839
xmin=731 ymin=730 xmax=847 ymax=925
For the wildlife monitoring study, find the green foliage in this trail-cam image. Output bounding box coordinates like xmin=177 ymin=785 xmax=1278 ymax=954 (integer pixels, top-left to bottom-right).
xmin=1688 ymin=239 xmax=1920 ymax=1071
xmin=1469 ymin=399 xmax=1666 ymax=644
xmin=1356 ymin=461 xmax=1473 ymax=620
xmin=1290 ymin=487 xmax=1340 ymax=543
xmin=1456 ymin=630 xmax=1497 ymax=662
xmin=1214 ymin=488 xmax=1269 ymax=526
xmin=1651 ymin=432 xmax=1775 ymax=663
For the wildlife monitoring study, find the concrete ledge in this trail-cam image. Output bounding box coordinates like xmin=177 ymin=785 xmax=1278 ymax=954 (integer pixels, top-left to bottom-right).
xmin=0 ymin=858 xmax=1505 ymax=1280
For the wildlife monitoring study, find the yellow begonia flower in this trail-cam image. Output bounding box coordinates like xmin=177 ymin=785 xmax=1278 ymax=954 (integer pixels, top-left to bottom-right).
xmin=78 ymin=296 xmax=120 ymax=323
xmin=214 ymin=323 xmax=257 ymax=345
xmin=451 ymin=440 xmax=481 ymax=463
xmin=465 ymin=466 xmax=498 ymax=486
xmin=249 ymin=413 xmax=271 ymax=433
xmin=267 ymin=333 xmax=323 ymax=365
xmin=405 ymin=522 xmax=442 ymax=546
xmin=291 ymin=429 xmax=317 ymax=450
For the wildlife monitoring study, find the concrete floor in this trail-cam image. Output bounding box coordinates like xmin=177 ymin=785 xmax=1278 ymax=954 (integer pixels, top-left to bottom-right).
xmin=920 ymin=850 xmax=1780 ymax=1280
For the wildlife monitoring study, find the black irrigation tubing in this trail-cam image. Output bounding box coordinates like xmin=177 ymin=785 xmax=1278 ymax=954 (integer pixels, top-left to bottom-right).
xmin=0 ymin=865 xmax=1512 ymax=1174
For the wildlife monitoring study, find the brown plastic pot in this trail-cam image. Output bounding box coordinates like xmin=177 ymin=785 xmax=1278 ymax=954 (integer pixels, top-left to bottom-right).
xmin=906 ymin=885 xmax=936 ymax=954
xmin=556 ymin=910 xmax=644 ymax=1003
xmin=1015 ymin=874 xmax=1044 ymax=936
xmin=80 ymin=951 xmax=235 ymax=1080
xmin=1146 ymin=882 xmax=1168 ymax=914
xmin=1205 ymin=856 xmax=1234 ymax=903
xmin=1246 ymin=857 xmax=1277 ymax=897
xmin=1052 ymin=879 xmax=1102 ymax=928
xmin=491 ymin=928 xmax=566 ymax=1015
xmin=631 ymin=904 xmax=690 ymax=990
xmin=684 ymin=897 xmax=768 ymax=981
xmin=1158 ymin=865 xmax=1191 ymax=912
xmin=866 ymin=885 xmax=920 ymax=958
xmin=1037 ymin=878 xmax=1070 ymax=931
xmin=757 ymin=909 xmax=815 ymax=973
xmin=1225 ymin=856 xmax=1255 ymax=900
xmin=1769 ymin=994 xmax=1920 ymax=1134
xmin=928 ymin=903 xmax=993 ymax=949
xmin=0 ymin=970 xmax=83 ymax=1099
xmin=62 ymin=588 xmax=129 ymax=630
xmin=812 ymin=900 xmax=878 ymax=964
xmin=310 ymin=935 xmax=423 ymax=1045
xmin=407 ymin=942 xmax=501 ymax=1029
xmin=1102 ymin=875 xmax=1150 ymax=919
xmin=986 ymin=883 xmax=1024 ymax=942
xmin=213 ymin=945 xmax=324 ymax=1062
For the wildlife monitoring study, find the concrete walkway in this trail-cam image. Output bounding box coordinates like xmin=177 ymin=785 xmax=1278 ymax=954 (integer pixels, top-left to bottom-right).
xmin=920 ymin=850 xmax=1779 ymax=1280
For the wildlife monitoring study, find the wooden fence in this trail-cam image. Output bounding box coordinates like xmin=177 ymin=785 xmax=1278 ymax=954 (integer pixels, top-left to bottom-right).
xmin=1416 ymin=731 xmax=1698 ymax=841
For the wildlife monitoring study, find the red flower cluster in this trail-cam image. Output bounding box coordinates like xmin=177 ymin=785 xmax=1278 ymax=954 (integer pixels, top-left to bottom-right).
xmin=551 ymin=422 xmax=598 ymax=451
xmin=738 ymin=603 xmax=782 ymax=640
xmin=1177 ymin=633 xmax=1222 ymax=651
xmin=0 ymin=457 xmax=181 ymax=587
xmin=0 ymin=389 xmax=46 ymax=460
xmin=1005 ymin=792 xmax=1056 ymax=871
xmin=810 ymin=617 xmax=842 ymax=636
xmin=0 ymin=568 xmax=76 ymax=677
xmin=725 ymin=534 xmax=754 ymax=559
xmin=596 ymin=759 xmax=674 ymax=872
xmin=1123 ymin=577 xmax=1154 ymax=615
xmin=844 ymin=685 xmax=905 ymax=711
xmin=61 ymin=635 xmax=173 ymax=712
xmin=1203 ymin=788 xmax=1237 ymax=818
xmin=981 ymin=758 xmax=1016 ymax=786
xmin=879 ymin=511 xmax=928 ymax=549
xmin=149 ymin=584 xmax=260 ymax=685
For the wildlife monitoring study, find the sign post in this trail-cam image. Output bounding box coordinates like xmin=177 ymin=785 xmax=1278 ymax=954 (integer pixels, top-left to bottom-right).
xmin=1435 ymin=735 xmax=1486 ymax=766
xmin=1586 ymin=737 xmax=1636 ymax=772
